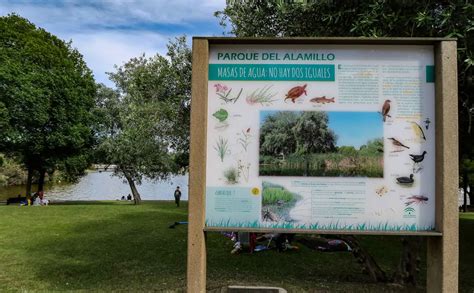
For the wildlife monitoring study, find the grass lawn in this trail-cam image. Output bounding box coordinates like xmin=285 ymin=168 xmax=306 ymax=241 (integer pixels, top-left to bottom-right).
xmin=0 ymin=201 xmax=472 ymax=292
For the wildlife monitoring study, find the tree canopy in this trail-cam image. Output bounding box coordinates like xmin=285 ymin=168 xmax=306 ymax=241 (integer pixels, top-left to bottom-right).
xmin=217 ymin=0 xmax=474 ymax=201
xmin=260 ymin=111 xmax=336 ymax=157
xmin=0 ymin=14 xmax=96 ymax=194
xmin=95 ymin=37 xmax=191 ymax=204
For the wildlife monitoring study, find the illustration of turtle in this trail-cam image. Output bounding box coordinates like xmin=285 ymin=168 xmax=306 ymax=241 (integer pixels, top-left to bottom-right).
xmin=284 ymin=84 xmax=307 ymax=103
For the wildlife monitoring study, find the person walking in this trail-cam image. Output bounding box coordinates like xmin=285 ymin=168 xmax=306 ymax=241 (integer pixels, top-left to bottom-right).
xmin=174 ymin=186 xmax=182 ymax=207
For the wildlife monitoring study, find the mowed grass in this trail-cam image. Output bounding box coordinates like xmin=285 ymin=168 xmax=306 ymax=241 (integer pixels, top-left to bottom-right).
xmin=0 ymin=202 xmax=472 ymax=292
xmin=0 ymin=201 xmax=188 ymax=291
xmin=460 ymin=212 xmax=474 ymax=293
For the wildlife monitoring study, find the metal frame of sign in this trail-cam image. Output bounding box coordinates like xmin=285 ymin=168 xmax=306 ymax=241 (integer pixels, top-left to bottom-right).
xmin=187 ymin=37 xmax=458 ymax=293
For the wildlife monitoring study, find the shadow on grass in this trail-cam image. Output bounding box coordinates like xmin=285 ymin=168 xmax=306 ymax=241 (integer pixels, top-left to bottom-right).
xmin=460 ymin=213 xmax=474 ymax=293
xmin=23 ymin=204 xmax=189 ymax=291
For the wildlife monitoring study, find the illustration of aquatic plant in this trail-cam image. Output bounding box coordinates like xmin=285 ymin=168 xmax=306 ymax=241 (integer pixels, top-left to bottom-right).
xmin=214 ymin=136 xmax=230 ymax=162
xmin=246 ymin=85 xmax=278 ymax=106
xmin=213 ymin=108 xmax=229 ymax=122
xmin=223 ymin=167 xmax=239 ymax=184
xmin=214 ymin=83 xmax=243 ymax=104
xmin=237 ymin=128 xmax=252 ymax=151
xmin=237 ymin=160 xmax=250 ymax=182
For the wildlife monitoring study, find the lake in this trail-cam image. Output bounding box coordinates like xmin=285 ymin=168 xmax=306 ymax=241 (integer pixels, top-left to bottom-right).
xmin=0 ymin=171 xmax=189 ymax=201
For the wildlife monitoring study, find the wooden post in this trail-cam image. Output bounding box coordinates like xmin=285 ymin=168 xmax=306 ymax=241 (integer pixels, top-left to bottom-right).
xmin=427 ymin=40 xmax=458 ymax=293
xmin=187 ymin=38 xmax=209 ymax=293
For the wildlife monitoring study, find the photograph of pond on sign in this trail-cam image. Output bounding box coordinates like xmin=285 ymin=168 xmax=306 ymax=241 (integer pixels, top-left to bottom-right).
xmin=259 ymin=110 xmax=384 ymax=177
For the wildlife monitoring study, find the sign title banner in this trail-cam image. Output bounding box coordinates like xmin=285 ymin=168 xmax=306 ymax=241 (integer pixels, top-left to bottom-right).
xmin=209 ymin=64 xmax=335 ymax=81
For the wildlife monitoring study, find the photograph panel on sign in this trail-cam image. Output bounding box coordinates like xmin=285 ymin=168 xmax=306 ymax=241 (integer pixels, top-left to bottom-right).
xmin=259 ymin=110 xmax=384 ymax=178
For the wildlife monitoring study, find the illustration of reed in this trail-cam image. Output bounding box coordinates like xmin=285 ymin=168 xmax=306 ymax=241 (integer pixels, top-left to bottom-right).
xmin=237 ymin=160 xmax=250 ymax=182
xmin=237 ymin=128 xmax=252 ymax=151
xmin=213 ymin=136 xmax=230 ymax=162
xmin=214 ymin=83 xmax=242 ymax=104
xmin=246 ymin=85 xmax=278 ymax=106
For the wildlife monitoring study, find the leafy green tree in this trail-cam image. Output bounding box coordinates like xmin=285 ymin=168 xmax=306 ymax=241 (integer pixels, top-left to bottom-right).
xmin=96 ymin=37 xmax=191 ymax=204
xmin=260 ymin=111 xmax=299 ymax=157
xmin=0 ymin=14 xmax=96 ymax=195
xmin=338 ymin=146 xmax=357 ymax=156
xmin=293 ymin=111 xmax=336 ymax=155
xmin=217 ymin=0 xmax=474 ymax=196
xmin=216 ymin=1 xmax=474 ymax=285
xmin=293 ymin=111 xmax=336 ymax=175
xmin=359 ymin=138 xmax=384 ymax=156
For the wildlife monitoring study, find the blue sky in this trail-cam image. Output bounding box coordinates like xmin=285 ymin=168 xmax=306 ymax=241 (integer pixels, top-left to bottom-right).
xmin=0 ymin=0 xmax=226 ymax=86
xmin=260 ymin=111 xmax=383 ymax=149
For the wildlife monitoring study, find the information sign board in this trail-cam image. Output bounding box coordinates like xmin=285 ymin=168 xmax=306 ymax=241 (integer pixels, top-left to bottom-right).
xmin=205 ymin=44 xmax=436 ymax=232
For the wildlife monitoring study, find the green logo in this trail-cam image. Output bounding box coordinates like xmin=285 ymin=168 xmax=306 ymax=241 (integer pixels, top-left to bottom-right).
xmin=404 ymin=207 xmax=416 ymax=217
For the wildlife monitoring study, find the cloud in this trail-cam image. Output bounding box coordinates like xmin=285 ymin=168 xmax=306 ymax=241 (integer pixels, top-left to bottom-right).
xmin=0 ymin=0 xmax=225 ymax=86
xmin=0 ymin=0 xmax=225 ymax=33
xmin=70 ymin=30 xmax=169 ymax=85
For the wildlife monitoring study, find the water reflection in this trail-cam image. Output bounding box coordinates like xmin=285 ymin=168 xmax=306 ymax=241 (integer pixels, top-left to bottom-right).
xmin=0 ymin=171 xmax=189 ymax=201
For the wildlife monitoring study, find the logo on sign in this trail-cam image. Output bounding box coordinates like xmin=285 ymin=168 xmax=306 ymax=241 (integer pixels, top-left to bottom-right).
xmin=403 ymin=207 xmax=416 ymax=218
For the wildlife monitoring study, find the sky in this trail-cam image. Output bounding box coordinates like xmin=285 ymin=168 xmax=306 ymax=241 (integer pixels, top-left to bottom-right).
xmin=0 ymin=0 xmax=226 ymax=86
xmin=260 ymin=111 xmax=383 ymax=149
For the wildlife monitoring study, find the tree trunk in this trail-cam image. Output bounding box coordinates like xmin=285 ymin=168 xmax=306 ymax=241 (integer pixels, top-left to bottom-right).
xmin=393 ymin=237 xmax=421 ymax=286
xmin=37 ymin=169 xmax=46 ymax=192
xmin=468 ymin=184 xmax=473 ymax=209
xmin=463 ymin=170 xmax=468 ymax=212
xmin=25 ymin=167 xmax=33 ymax=197
xmin=124 ymin=172 xmax=142 ymax=205
xmin=339 ymin=235 xmax=388 ymax=282
xmin=304 ymin=155 xmax=309 ymax=176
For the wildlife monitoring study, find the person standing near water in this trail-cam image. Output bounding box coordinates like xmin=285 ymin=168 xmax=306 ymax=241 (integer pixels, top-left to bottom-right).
xmin=174 ymin=186 xmax=182 ymax=207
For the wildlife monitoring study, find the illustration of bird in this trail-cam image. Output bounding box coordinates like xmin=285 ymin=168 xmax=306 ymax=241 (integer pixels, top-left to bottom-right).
xmin=388 ymin=137 xmax=410 ymax=150
xmin=409 ymin=151 xmax=427 ymax=173
xmin=409 ymin=151 xmax=427 ymax=164
xmin=381 ymin=100 xmax=391 ymax=122
xmin=410 ymin=122 xmax=426 ymax=141
xmin=424 ymin=118 xmax=431 ymax=130
xmin=397 ymin=174 xmax=414 ymax=184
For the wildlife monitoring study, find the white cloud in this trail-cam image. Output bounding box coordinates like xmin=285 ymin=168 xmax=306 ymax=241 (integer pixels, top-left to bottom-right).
xmin=0 ymin=1 xmax=225 ymax=32
xmin=70 ymin=30 xmax=169 ymax=86
xmin=0 ymin=0 xmax=226 ymax=86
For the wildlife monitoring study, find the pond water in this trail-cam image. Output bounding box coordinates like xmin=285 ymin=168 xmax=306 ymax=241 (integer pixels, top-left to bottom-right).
xmin=0 ymin=171 xmax=189 ymax=201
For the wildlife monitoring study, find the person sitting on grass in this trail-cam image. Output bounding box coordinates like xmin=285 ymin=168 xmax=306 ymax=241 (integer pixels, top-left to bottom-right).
xmin=33 ymin=191 xmax=49 ymax=206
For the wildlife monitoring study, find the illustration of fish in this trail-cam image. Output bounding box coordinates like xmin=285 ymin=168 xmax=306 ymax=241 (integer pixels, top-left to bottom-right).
xmin=310 ymin=96 xmax=335 ymax=104
xmin=284 ymin=84 xmax=307 ymax=103
xmin=405 ymin=195 xmax=428 ymax=206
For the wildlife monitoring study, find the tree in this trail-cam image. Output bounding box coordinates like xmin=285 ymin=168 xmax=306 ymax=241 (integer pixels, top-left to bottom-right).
xmin=292 ymin=111 xmax=336 ymax=175
xmin=0 ymin=14 xmax=96 ymax=195
xmin=95 ymin=37 xmax=191 ymax=204
xmin=217 ymin=0 xmax=474 ymax=196
xmin=359 ymin=138 xmax=384 ymax=156
xmin=215 ymin=0 xmax=474 ymax=285
xmin=260 ymin=111 xmax=299 ymax=157
xmin=293 ymin=111 xmax=336 ymax=155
